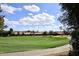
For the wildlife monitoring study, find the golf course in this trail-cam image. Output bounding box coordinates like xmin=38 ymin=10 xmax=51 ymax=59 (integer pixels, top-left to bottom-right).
xmin=0 ymin=36 xmax=69 ymax=54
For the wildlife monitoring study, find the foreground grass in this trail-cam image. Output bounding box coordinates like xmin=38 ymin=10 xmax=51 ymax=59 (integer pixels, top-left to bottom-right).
xmin=0 ymin=36 xmax=69 ymax=53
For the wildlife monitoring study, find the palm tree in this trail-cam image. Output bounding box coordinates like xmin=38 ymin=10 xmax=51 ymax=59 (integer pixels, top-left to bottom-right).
xmin=59 ymin=3 xmax=79 ymax=55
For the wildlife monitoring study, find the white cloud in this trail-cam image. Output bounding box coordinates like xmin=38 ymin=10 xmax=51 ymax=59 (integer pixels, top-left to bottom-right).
xmin=1 ymin=4 xmax=22 ymax=14
xmin=28 ymin=13 xmax=33 ymax=16
xmin=4 ymin=18 xmax=19 ymax=28
xmin=24 ymin=4 xmax=40 ymax=12
xmin=19 ymin=12 xmax=55 ymax=25
xmin=4 ymin=12 xmax=61 ymax=31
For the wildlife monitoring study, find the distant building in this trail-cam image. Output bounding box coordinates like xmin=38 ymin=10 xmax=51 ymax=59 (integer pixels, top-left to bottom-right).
xmin=13 ymin=31 xmax=70 ymax=36
xmin=56 ymin=31 xmax=65 ymax=35
xmin=13 ymin=31 xmax=43 ymax=35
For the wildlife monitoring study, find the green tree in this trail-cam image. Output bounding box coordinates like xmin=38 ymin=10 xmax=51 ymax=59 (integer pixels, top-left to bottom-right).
xmin=0 ymin=5 xmax=7 ymax=31
xmin=49 ymin=31 xmax=53 ymax=35
xmin=10 ymin=28 xmax=13 ymax=32
xmin=0 ymin=16 xmax=4 ymax=30
xmin=9 ymin=28 xmax=13 ymax=35
xmin=0 ymin=5 xmax=4 ymax=31
xmin=42 ymin=31 xmax=47 ymax=35
xmin=30 ymin=31 xmax=35 ymax=35
xmin=22 ymin=32 xmax=25 ymax=36
xmin=59 ymin=3 xmax=79 ymax=55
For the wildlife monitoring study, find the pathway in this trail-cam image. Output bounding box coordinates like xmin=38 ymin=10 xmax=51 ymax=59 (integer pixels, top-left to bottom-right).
xmin=0 ymin=44 xmax=71 ymax=56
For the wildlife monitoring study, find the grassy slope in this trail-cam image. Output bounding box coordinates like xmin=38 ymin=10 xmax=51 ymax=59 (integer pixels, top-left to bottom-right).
xmin=0 ymin=36 xmax=69 ymax=53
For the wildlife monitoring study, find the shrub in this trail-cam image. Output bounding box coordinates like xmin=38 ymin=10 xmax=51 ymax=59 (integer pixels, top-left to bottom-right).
xmin=49 ymin=31 xmax=53 ymax=35
xmin=42 ymin=31 xmax=47 ymax=35
xmin=0 ymin=31 xmax=9 ymax=37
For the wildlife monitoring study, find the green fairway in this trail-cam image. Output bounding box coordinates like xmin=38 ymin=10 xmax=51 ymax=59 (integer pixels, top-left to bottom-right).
xmin=0 ymin=36 xmax=69 ymax=53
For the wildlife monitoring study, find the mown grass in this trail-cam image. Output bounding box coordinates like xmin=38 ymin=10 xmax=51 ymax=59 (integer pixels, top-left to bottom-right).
xmin=0 ymin=36 xmax=69 ymax=53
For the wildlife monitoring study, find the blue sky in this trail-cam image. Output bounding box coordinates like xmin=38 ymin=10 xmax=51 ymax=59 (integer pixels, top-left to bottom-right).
xmin=0 ymin=3 xmax=63 ymax=31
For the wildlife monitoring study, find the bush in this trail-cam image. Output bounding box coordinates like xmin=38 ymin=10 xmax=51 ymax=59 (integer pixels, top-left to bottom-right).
xmin=22 ymin=32 xmax=25 ymax=36
xmin=42 ymin=31 xmax=47 ymax=35
xmin=49 ymin=31 xmax=53 ymax=35
xmin=0 ymin=31 xmax=9 ymax=37
xmin=52 ymin=32 xmax=58 ymax=36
